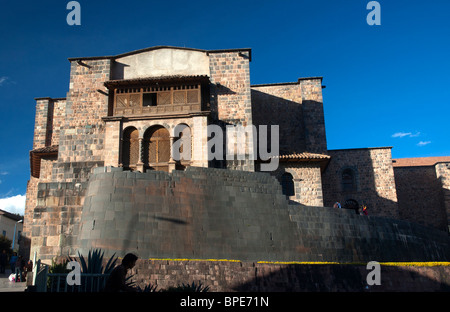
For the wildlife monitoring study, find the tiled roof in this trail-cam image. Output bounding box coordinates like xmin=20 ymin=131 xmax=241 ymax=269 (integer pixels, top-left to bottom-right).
xmin=30 ymin=145 xmax=58 ymax=178
xmin=0 ymin=209 xmax=22 ymax=221
xmin=275 ymin=152 xmax=331 ymax=161
xmin=392 ymin=156 xmax=450 ymax=167
xmin=31 ymin=145 xmax=59 ymax=154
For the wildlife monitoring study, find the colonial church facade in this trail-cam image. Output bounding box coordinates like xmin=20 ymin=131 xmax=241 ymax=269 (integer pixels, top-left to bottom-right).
xmin=24 ymin=46 xmax=449 ymax=259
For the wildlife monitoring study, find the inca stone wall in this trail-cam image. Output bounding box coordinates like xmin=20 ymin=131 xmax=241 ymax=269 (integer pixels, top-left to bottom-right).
xmin=69 ymin=166 xmax=449 ymax=264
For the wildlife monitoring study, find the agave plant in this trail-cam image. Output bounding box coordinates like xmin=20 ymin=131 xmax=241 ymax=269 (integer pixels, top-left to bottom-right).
xmin=66 ymin=249 xmax=118 ymax=292
xmin=69 ymin=249 xmax=117 ymax=274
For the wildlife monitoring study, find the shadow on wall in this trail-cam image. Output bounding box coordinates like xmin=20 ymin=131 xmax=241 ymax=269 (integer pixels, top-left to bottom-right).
xmin=231 ymin=264 xmax=450 ymax=292
xmin=394 ymin=165 xmax=448 ymax=231
xmin=251 ymin=89 xmax=306 ymax=154
xmin=322 ymin=148 xmax=400 ymax=220
xmin=209 ymin=83 xmax=237 ymax=122
xmin=323 ymin=148 xmax=449 ymax=232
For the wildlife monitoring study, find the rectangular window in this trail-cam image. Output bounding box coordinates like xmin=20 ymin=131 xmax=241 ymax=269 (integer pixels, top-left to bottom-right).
xmin=143 ymin=93 xmax=157 ymax=106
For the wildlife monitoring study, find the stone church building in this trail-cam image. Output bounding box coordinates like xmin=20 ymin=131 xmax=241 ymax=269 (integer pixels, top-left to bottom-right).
xmin=24 ymin=46 xmax=449 ymax=261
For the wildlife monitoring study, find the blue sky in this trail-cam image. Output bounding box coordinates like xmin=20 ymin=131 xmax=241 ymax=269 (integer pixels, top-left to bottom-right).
xmin=0 ymin=0 xmax=449 ymax=214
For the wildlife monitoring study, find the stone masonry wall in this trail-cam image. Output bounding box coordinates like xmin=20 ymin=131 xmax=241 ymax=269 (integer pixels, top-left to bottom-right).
xmin=77 ymin=166 xmax=297 ymax=262
xmin=250 ymin=78 xmax=328 ymax=156
xmin=394 ymin=165 xmax=448 ymax=231
xmin=435 ymin=162 xmax=450 ymax=231
xmin=49 ymin=98 xmax=67 ymax=147
xmin=272 ymin=162 xmax=324 ymax=206
xmin=322 ymin=147 xmax=399 ymax=218
xmin=30 ymin=181 xmax=88 ymax=261
xmin=251 ymin=84 xmax=306 ymax=154
xmin=128 ymin=259 xmax=450 ymax=292
xmin=208 ymin=51 xmax=254 ymax=171
xmin=300 ymin=78 xmax=327 ymax=154
xmin=71 ymin=167 xmax=449 ymax=265
xmin=32 ymin=97 xmax=66 ymax=149
xmin=54 ymin=59 xmax=110 ymax=180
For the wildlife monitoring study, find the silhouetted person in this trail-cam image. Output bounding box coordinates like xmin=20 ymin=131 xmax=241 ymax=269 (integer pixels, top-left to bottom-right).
xmin=103 ymin=253 xmax=138 ymax=292
xmin=0 ymin=250 xmax=7 ymax=274
xmin=15 ymin=255 xmax=25 ymax=282
xmin=9 ymin=252 xmax=17 ymax=276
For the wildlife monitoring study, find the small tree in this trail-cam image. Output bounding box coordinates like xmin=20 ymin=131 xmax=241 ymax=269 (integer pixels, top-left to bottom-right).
xmin=0 ymin=235 xmax=12 ymax=256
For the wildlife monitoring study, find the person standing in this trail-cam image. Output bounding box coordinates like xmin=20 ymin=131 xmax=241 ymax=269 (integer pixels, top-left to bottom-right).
xmin=15 ymin=255 xmax=25 ymax=282
xmin=9 ymin=252 xmax=17 ymax=276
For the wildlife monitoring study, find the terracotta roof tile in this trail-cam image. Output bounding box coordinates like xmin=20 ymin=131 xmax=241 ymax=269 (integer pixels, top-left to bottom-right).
xmin=392 ymin=156 xmax=450 ymax=167
xmin=30 ymin=145 xmax=58 ymax=178
xmin=31 ymin=145 xmax=59 ymax=154
xmin=275 ymin=152 xmax=331 ymax=161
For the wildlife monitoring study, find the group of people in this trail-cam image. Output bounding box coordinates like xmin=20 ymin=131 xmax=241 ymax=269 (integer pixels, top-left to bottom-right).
xmin=0 ymin=250 xmax=33 ymax=282
xmin=333 ymin=201 xmax=369 ymax=215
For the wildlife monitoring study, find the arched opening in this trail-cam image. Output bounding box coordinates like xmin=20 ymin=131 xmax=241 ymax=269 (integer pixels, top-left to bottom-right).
xmin=281 ymin=172 xmax=295 ymax=197
xmin=342 ymin=168 xmax=355 ymax=192
xmin=344 ymin=198 xmax=359 ymax=215
xmin=143 ymin=126 xmax=170 ymax=172
xmin=173 ymin=124 xmax=192 ymax=170
xmin=122 ymin=127 xmax=139 ymax=170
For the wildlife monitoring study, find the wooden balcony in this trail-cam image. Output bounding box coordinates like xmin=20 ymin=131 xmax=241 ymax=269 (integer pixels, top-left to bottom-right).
xmin=104 ymin=75 xmax=210 ymax=117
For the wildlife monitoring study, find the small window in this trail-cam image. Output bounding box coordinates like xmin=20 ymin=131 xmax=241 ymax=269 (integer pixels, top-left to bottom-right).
xmin=281 ymin=172 xmax=295 ymax=197
xmin=342 ymin=168 xmax=355 ymax=192
xmin=143 ymin=93 xmax=157 ymax=106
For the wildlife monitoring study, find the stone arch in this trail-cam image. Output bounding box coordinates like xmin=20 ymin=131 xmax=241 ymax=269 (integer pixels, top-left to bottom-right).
xmin=340 ymin=167 xmax=358 ymax=193
xmin=173 ymin=123 xmax=192 ymax=167
xmin=122 ymin=126 xmax=139 ymax=170
xmin=344 ymin=198 xmax=360 ymax=214
xmin=281 ymin=172 xmax=295 ymax=197
xmin=143 ymin=125 xmax=171 ymax=172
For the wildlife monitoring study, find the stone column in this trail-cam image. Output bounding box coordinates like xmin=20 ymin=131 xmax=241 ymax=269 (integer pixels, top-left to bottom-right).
xmin=168 ymin=136 xmax=176 ymax=172
xmin=136 ymin=137 xmax=144 ymax=172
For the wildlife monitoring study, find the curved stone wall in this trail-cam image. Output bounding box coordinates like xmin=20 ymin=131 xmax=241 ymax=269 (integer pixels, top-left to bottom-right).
xmin=77 ymin=167 xmax=450 ymax=262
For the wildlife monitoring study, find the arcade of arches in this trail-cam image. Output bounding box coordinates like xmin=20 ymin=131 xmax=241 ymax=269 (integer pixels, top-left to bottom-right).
xmin=121 ymin=124 xmax=191 ymax=172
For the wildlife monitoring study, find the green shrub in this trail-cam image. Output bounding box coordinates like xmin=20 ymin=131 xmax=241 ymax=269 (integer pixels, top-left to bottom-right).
xmin=0 ymin=235 xmax=12 ymax=256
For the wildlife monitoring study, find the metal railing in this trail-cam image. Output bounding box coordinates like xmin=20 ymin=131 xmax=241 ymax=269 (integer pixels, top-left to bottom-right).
xmin=32 ymin=252 xmax=110 ymax=292
xmin=47 ymin=273 xmax=110 ymax=292
xmin=33 ymin=259 xmax=48 ymax=292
